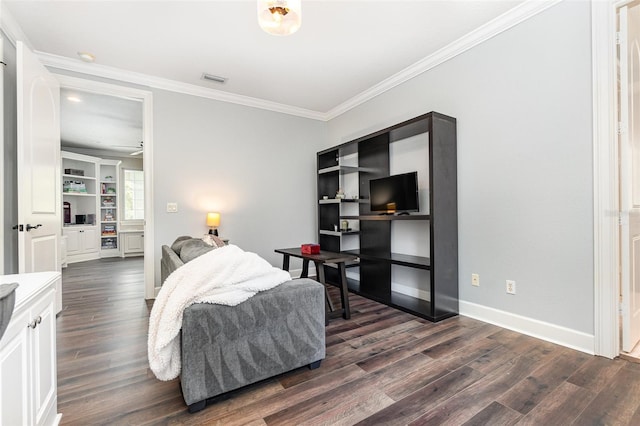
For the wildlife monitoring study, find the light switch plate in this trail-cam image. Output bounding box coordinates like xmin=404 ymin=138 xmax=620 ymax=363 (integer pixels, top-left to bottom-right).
xmin=166 ymin=202 xmax=178 ymax=213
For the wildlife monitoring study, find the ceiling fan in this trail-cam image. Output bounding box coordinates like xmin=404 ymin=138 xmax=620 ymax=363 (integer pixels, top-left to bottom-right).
xmin=130 ymin=141 xmax=143 ymax=156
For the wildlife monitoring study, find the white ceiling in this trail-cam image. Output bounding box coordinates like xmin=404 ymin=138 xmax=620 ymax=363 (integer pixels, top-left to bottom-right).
xmin=60 ymin=88 xmax=143 ymax=153
xmin=6 ymin=1 xmax=540 ymax=152
xmin=6 ymin=0 xmax=526 ymax=115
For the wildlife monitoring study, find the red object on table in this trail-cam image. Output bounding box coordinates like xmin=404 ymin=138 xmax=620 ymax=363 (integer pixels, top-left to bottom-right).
xmin=301 ymin=243 xmax=320 ymax=254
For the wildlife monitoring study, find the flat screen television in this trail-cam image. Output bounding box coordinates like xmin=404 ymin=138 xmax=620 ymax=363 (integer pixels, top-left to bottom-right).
xmin=369 ymin=171 xmax=419 ymax=213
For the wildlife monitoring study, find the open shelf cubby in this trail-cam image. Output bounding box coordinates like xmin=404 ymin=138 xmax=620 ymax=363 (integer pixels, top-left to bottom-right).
xmin=317 ymin=111 xmax=458 ymax=322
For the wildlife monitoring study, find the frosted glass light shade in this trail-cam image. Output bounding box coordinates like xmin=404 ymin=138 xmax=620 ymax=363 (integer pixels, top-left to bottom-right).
xmin=257 ymin=0 xmax=301 ymax=36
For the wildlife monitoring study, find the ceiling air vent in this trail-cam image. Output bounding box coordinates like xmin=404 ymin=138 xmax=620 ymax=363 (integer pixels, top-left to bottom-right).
xmin=201 ymin=73 xmax=228 ymax=84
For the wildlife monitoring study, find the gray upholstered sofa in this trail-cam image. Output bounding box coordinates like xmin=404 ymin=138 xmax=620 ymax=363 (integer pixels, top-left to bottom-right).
xmin=161 ymin=237 xmax=326 ymax=413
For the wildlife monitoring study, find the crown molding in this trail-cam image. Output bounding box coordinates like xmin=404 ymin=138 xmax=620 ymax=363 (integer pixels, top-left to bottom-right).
xmin=0 ymin=2 xmax=33 ymax=49
xmin=36 ymin=50 xmax=326 ymax=121
xmin=6 ymin=0 xmax=560 ymax=122
xmin=325 ymin=0 xmax=562 ymax=120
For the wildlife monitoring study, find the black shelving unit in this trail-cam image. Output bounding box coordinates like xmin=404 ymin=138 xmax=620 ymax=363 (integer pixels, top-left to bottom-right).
xmin=316 ymin=112 xmax=458 ymax=322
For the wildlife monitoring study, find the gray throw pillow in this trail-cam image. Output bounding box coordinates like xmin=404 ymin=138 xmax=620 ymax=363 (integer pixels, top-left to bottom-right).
xmin=180 ymin=239 xmax=216 ymax=263
xmin=171 ymin=236 xmax=193 ymax=255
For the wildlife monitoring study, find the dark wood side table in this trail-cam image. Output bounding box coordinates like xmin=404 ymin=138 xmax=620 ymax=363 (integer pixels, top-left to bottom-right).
xmin=275 ymin=248 xmax=357 ymax=322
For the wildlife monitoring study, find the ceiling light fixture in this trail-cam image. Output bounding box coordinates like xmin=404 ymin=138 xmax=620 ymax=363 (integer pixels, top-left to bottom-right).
xmin=66 ymin=95 xmax=82 ymax=103
xmin=77 ymin=52 xmax=95 ymax=63
xmin=257 ymin=0 xmax=301 ymax=36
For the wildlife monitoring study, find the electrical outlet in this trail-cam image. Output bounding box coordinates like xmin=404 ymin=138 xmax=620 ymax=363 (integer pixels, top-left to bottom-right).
xmin=166 ymin=202 xmax=178 ymax=213
xmin=471 ymin=273 xmax=480 ymax=287
xmin=506 ymin=280 xmax=516 ymax=295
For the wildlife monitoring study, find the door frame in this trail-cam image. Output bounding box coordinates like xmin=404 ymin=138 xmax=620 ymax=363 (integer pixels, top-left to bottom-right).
xmin=592 ymin=0 xmax=640 ymax=358
xmin=54 ymin=75 xmax=156 ymax=299
xmin=0 ymin=35 xmax=4 ymax=274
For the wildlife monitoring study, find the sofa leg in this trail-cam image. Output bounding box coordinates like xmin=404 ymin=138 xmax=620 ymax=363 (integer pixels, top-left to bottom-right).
xmin=309 ymin=360 xmax=322 ymax=370
xmin=188 ymin=399 xmax=207 ymax=413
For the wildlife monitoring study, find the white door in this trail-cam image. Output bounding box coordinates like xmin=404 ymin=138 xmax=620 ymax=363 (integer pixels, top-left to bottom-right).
xmin=16 ymin=41 xmax=61 ymax=273
xmin=620 ymin=3 xmax=640 ymax=353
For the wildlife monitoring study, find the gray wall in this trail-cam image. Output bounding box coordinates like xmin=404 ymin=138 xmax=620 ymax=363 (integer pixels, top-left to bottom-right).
xmin=2 ymin=33 xmax=17 ymax=274
xmin=152 ymin=89 xmax=327 ymax=280
xmin=326 ymin=1 xmax=594 ymax=334
xmin=45 ymin=69 xmax=327 ymax=287
xmin=25 ymin=1 xmax=594 ymax=336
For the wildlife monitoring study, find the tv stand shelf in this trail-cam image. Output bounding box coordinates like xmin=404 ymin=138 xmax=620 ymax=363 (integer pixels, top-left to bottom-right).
xmin=319 ymin=230 xmax=360 ymax=236
xmin=340 ymin=214 xmax=430 ymax=221
xmin=318 ymin=198 xmax=361 ymax=204
xmin=317 ymin=111 xmax=458 ymax=322
xmin=318 ymin=165 xmax=362 ymax=175
xmin=341 ymin=278 xmax=436 ymax=321
xmin=343 ymin=250 xmax=430 ymax=269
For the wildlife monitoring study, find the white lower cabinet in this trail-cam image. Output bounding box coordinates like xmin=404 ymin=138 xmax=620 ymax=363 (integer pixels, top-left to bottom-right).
xmin=121 ymin=231 xmax=144 ymax=257
xmin=63 ymin=226 xmax=99 ymax=263
xmin=0 ymin=272 xmax=60 ymax=426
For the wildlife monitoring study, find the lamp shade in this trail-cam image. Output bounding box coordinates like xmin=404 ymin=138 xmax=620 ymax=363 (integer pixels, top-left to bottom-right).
xmin=206 ymin=212 xmax=220 ymax=227
xmin=257 ymin=0 xmax=301 ymax=36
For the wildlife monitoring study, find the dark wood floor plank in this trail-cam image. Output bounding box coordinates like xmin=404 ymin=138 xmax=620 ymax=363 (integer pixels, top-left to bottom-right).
xmin=325 ymin=333 xmax=346 ymax=347
xmin=263 ymin=374 xmax=393 ymax=425
xmin=461 ymin=401 xmax=521 ymax=426
xmin=487 ymin=330 xmax=561 ymax=363
xmin=211 ymin=365 xmax=368 ymax=425
xmin=567 ymin=355 xmax=626 ymax=392
xmin=408 ymin=354 xmax=539 ymax=425
xmin=345 ymin=319 xmax=424 ymax=350
xmin=436 ymin=336 xmax=501 ymax=372
xmin=325 ymin=320 xmax=361 ymax=336
xmin=354 ymin=366 xmax=485 ymax=426
xmin=366 ymin=352 xmax=434 ymax=389
xmin=266 ymin=350 xmax=433 ymax=425
xmin=354 ymin=307 xmax=418 ymax=327
xmin=466 ymin=344 xmax=522 ymax=374
xmin=335 ymin=314 xmax=420 ymax=341
xmin=152 ymin=378 xmax=285 ymax=426
xmin=301 ymin=390 xmax=394 ymax=426
xmin=630 ymin=401 xmax=640 ymax=426
xmin=421 ymin=322 xmax=501 ymax=359
xmin=328 ymin=319 xmax=423 ymax=358
xmin=278 ymin=331 xmax=417 ymax=389
xmin=384 ymin=361 xmax=453 ymax=401
xmin=60 ymin=377 xmax=180 ymax=424
xmin=573 ymin=365 xmax=640 ymax=425
xmin=497 ymin=350 xmax=591 ymax=414
xmin=57 ymin=257 xmax=640 ymax=425
xmin=515 ymin=381 xmax=596 ymax=426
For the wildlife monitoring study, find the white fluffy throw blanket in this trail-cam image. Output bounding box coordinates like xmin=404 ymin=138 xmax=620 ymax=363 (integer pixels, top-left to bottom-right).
xmin=148 ymin=244 xmax=291 ymax=381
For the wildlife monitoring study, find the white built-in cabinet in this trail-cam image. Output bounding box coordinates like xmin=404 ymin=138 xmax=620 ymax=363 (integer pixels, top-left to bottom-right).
xmin=99 ymin=160 xmax=121 ymax=256
xmin=121 ymin=231 xmax=144 ymax=257
xmin=0 ymin=272 xmax=61 ymax=426
xmin=62 ymin=151 xmax=99 ymax=263
xmin=61 ymin=151 xmax=122 ymax=262
xmin=62 ymin=226 xmax=98 ymax=259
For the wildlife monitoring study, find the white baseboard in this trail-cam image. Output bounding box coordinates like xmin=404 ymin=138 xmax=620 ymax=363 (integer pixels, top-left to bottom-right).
xmin=459 ymin=300 xmax=595 ymax=355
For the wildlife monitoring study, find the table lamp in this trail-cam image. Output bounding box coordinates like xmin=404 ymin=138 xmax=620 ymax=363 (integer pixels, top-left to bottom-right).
xmin=206 ymin=212 xmax=220 ymax=236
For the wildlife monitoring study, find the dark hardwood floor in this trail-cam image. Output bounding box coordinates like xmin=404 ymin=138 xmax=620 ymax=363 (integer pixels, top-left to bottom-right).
xmin=58 ymin=258 xmax=640 ymax=425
